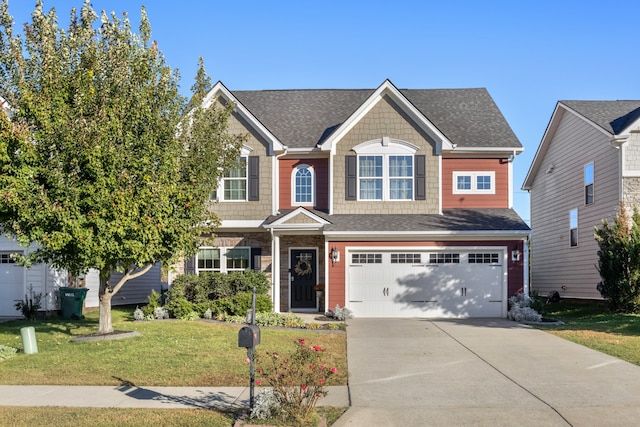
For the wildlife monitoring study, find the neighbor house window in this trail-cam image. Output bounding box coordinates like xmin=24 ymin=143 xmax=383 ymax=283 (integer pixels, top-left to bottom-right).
xmin=453 ymin=172 xmax=495 ymax=194
xmin=570 ymin=209 xmax=578 ymax=247
xmin=292 ymin=165 xmax=314 ymax=206
xmin=584 ymin=162 xmax=594 ymax=205
xmin=197 ymin=247 xmax=250 ymax=273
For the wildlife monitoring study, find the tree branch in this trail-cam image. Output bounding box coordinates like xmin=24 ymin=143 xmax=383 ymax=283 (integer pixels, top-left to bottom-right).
xmin=111 ymin=263 xmax=155 ymax=295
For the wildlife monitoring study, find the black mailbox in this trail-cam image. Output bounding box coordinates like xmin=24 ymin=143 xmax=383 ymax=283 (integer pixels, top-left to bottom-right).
xmin=238 ymin=324 xmax=261 ymax=348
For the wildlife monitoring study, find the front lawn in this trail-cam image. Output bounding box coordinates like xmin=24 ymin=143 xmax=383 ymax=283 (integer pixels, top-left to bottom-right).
xmin=537 ymin=299 xmax=640 ymax=366
xmin=0 ymin=306 xmax=347 ymax=386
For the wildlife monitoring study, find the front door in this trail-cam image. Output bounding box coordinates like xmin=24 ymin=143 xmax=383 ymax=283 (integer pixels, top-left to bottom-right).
xmin=291 ymin=249 xmax=316 ymax=309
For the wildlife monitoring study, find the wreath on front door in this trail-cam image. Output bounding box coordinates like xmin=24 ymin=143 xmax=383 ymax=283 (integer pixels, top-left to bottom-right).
xmin=294 ymin=259 xmax=312 ymax=277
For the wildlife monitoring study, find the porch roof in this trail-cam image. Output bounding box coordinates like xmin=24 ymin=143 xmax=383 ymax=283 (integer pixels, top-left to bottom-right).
xmin=264 ymin=208 xmax=530 ymax=235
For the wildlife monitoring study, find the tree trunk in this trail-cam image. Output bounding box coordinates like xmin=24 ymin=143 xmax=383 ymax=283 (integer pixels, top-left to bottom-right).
xmin=98 ymin=273 xmax=114 ymax=334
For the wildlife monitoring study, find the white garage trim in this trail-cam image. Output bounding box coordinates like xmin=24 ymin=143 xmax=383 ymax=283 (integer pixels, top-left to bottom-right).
xmin=345 ymin=246 xmax=508 ymax=318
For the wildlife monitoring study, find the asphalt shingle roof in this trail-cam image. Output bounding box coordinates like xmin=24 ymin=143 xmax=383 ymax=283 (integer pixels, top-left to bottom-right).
xmin=266 ymin=209 xmax=530 ymax=233
xmin=561 ymin=100 xmax=640 ymax=135
xmin=232 ymin=87 xmax=521 ymax=149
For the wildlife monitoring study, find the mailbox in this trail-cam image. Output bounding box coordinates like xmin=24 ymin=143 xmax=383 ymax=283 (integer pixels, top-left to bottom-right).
xmin=238 ymin=324 xmax=261 ymax=348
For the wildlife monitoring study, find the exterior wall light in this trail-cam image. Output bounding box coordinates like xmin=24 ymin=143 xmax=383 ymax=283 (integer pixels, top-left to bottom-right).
xmin=330 ymin=247 xmax=340 ymax=265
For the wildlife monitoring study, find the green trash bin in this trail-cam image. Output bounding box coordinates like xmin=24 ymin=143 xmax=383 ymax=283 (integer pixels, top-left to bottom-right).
xmin=59 ymin=287 xmax=88 ymax=320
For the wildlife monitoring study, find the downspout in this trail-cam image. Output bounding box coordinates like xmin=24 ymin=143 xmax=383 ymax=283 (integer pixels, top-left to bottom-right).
xmin=523 ymin=235 xmax=530 ymax=296
xmin=270 ymin=146 xmax=288 ymax=312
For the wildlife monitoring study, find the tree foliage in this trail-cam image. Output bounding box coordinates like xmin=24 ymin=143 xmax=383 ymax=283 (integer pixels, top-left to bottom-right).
xmin=0 ymin=0 xmax=244 ymax=333
xmin=595 ymin=203 xmax=640 ymax=313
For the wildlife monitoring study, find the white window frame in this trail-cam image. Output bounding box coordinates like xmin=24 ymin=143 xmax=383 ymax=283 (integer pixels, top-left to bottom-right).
xmin=210 ymin=146 xmax=252 ymax=202
xmin=291 ymin=164 xmax=315 ymax=207
xmin=196 ymin=246 xmax=251 ymax=273
xmin=453 ymin=171 xmax=496 ymax=194
xmin=353 ymin=138 xmax=417 ymax=201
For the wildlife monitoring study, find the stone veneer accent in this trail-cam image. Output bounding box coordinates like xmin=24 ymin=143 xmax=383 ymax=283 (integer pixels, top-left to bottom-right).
xmin=332 ymin=94 xmax=440 ymax=214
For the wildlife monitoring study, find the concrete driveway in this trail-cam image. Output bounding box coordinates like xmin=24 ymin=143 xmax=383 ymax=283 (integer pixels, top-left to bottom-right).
xmin=333 ymin=318 xmax=640 ymax=427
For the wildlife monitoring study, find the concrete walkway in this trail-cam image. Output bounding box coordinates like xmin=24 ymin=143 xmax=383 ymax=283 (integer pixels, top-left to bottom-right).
xmin=0 ymin=384 xmax=348 ymax=409
xmin=333 ymin=318 xmax=640 ymax=427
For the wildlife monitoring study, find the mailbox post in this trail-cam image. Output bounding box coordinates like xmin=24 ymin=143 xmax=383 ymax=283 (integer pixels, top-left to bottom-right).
xmin=238 ymin=287 xmax=260 ymax=410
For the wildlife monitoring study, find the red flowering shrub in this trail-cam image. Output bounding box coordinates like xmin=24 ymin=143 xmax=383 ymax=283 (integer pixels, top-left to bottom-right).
xmin=255 ymin=338 xmax=337 ymax=424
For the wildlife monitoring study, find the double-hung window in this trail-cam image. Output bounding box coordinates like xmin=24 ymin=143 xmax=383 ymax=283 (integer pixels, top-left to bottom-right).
xmin=584 ymin=162 xmax=594 ymax=205
xmin=453 ymin=171 xmax=495 ymax=194
xmin=348 ymin=138 xmax=421 ymax=201
xmin=197 ymin=247 xmax=250 ymax=273
xmin=222 ymin=156 xmax=247 ymax=201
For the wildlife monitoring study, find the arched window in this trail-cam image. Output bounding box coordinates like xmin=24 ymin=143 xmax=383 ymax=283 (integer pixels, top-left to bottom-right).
xmin=292 ymin=165 xmax=314 ymax=206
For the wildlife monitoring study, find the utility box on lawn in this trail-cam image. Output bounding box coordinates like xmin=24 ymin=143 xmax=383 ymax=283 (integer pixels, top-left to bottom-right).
xmin=238 ymin=325 xmax=260 ymax=348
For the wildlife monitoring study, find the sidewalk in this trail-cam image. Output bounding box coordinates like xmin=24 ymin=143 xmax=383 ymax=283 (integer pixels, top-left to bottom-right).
xmin=0 ymin=385 xmax=350 ymax=409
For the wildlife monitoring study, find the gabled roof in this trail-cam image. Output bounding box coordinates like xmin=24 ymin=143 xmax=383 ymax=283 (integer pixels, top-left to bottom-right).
xmin=561 ymin=100 xmax=640 ymax=135
xmin=523 ymin=100 xmax=640 ymax=190
xmin=223 ymin=79 xmax=521 ymax=151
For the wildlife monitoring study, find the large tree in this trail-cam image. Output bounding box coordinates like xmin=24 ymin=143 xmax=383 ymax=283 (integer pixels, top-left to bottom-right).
xmin=0 ymin=0 xmax=244 ymax=333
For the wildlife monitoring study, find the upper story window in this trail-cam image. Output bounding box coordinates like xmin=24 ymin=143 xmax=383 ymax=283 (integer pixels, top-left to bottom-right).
xmin=584 ymin=162 xmax=594 ymax=205
xmin=209 ymin=146 xmax=259 ymax=202
xmin=292 ymin=164 xmax=314 ymax=206
xmin=570 ymin=209 xmax=578 ymax=247
xmin=453 ymin=171 xmax=495 ymax=194
xmin=352 ymin=138 xmax=418 ymax=201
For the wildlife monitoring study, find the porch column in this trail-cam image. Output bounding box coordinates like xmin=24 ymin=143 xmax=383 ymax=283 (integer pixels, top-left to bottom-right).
xmin=273 ymin=233 xmax=281 ymax=313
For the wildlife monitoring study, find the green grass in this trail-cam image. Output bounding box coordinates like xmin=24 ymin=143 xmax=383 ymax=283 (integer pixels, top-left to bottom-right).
xmin=537 ymin=299 xmax=640 ymax=365
xmin=0 ymin=306 xmax=347 ymax=386
xmin=0 ymin=407 xmax=238 ymax=427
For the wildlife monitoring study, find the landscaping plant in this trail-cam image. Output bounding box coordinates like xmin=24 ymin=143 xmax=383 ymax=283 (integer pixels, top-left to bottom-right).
xmin=595 ymin=203 xmax=640 ymax=313
xmin=255 ymin=338 xmax=337 ymax=425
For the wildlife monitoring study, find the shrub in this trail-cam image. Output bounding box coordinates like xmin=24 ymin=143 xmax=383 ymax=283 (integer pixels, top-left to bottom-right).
xmin=141 ymin=289 xmax=162 ymax=317
xmin=331 ymin=305 xmax=353 ymax=321
xmin=14 ymin=284 xmax=42 ymax=320
xmin=256 ymin=339 xmax=337 ymax=425
xmin=250 ymin=389 xmax=282 ymax=421
xmin=210 ymin=292 xmax=272 ymax=317
xmin=508 ymin=292 xmax=542 ymax=322
xmin=595 ymin=204 xmax=640 ymax=313
xmin=166 ymin=297 xmax=194 ymax=319
xmin=133 ymin=307 xmax=145 ymax=321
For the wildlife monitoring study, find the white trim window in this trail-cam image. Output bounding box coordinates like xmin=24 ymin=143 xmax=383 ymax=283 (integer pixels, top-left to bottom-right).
xmin=584 ymin=162 xmax=594 ymax=205
xmin=354 ymin=138 xmax=417 ymax=201
xmin=197 ymin=247 xmax=250 ymax=273
xmin=453 ymin=171 xmax=495 ymax=194
xmin=292 ymin=164 xmax=314 ymax=206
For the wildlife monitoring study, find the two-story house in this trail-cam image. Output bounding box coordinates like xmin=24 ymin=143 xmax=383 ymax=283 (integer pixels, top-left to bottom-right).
xmin=523 ymin=100 xmax=640 ymax=300
xmin=181 ymin=79 xmax=530 ymax=318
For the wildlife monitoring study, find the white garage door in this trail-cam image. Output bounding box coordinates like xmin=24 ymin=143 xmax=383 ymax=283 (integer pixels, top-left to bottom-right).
xmin=348 ymin=251 xmax=504 ymax=318
xmin=0 ymin=253 xmax=24 ymax=317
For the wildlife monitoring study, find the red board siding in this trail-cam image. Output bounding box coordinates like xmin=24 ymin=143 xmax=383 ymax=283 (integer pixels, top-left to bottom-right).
xmin=279 ymin=158 xmax=329 ymax=211
xmin=442 ymin=158 xmax=509 ymax=208
xmin=327 ymin=240 xmax=524 ymax=310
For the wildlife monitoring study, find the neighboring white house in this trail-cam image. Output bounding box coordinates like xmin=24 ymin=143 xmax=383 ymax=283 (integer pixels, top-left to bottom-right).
xmin=0 ymin=235 xmax=162 ymax=317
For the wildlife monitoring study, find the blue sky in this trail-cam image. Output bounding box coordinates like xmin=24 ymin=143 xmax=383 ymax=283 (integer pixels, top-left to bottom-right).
xmin=7 ymin=1 xmax=640 ymax=223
